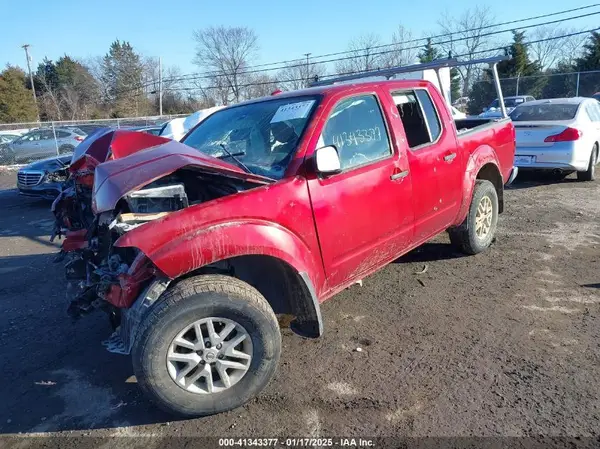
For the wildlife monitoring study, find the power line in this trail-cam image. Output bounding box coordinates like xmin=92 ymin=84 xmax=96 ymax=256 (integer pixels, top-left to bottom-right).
xmin=115 ymin=7 xmax=600 ymax=97
xmin=159 ymin=27 xmax=599 ymax=93
xmin=157 ymin=8 xmax=600 ymax=86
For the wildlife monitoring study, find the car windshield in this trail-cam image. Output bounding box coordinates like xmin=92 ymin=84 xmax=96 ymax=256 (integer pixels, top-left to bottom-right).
xmin=510 ymin=103 xmax=579 ymax=121
xmin=489 ymin=98 xmax=525 ymax=109
xmin=181 ymin=95 xmax=320 ymax=179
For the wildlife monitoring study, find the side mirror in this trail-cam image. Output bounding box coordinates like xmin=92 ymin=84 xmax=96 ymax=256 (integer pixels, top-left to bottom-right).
xmin=315 ymin=145 xmax=341 ymax=175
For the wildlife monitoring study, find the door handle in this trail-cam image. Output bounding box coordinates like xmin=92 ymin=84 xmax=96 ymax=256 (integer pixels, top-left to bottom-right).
xmin=444 ymin=153 xmax=457 ymax=162
xmin=390 ymin=170 xmax=409 ymax=180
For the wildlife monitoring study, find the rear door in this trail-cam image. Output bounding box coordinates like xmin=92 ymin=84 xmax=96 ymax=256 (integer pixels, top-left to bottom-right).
xmin=306 ymin=91 xmax=414 ymax=289
xmin=391 ymin=88 xmax=464 ymax=240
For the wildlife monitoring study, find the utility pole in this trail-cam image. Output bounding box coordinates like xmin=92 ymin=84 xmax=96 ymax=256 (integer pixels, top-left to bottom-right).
xmin=158 ymin=57 xmax=163 ymax=116
xmin=22 ymin=44 xmax=40 ymax=123
xmin=304 ymin=53 xmax=311 ymax=87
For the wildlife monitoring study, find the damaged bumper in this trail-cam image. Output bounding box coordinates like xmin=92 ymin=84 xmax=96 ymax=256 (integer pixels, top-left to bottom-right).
xmin=102 ymin=278 xmax=170 ymax=355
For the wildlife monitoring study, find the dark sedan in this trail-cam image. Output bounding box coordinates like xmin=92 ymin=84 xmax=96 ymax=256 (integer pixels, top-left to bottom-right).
xmin=17 ymin=154 xmax=72 ymax=199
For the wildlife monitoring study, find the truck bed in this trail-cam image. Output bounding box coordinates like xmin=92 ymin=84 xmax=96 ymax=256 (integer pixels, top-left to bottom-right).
xmin=454 ymin=118 xmax=498 ymax=134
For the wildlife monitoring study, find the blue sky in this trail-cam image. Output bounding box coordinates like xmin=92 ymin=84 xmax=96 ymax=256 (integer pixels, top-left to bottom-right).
xmin=1 ymin=0 xmax=598 ymax=75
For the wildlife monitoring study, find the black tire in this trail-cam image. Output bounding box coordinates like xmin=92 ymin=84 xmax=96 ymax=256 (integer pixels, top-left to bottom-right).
xmin=58 ymin=144 xmax=74 ymax=155
xmin=448 ymin=179 xmax=499 ymax=255
xmin=132 ymin=275 xmax=281 ymax=417
xmin=577 ymin=145 xmax=598 ymax=182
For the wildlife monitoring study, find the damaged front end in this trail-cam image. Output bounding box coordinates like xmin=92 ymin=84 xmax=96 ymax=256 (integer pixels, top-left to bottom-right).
xmin=54 ymin=133 xmax=271 ymax=354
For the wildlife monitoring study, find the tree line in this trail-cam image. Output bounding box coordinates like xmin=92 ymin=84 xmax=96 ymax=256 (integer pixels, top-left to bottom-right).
xmin=1 ymin=5 xmax=599 ymax=124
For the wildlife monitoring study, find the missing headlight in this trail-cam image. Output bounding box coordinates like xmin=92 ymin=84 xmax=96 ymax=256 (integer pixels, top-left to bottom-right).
xmin=125 ymin=184 xmax=189 ymax=214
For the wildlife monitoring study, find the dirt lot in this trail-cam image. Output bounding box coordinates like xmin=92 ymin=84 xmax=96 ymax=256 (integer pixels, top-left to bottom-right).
xmin=1 ymin=169 xmax=600 ymax=447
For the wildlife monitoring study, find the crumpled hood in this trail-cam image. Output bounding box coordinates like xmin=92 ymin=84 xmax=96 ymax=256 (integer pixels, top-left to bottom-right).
xmin=71 ymin=128 xmax=172 ymax=165
xmin=92 ymin=138 xmax=273 ymax=213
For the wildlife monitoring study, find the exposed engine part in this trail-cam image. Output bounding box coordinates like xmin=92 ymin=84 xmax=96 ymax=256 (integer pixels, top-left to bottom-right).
xmin=125 ymin=184 xmax=188 ymax=214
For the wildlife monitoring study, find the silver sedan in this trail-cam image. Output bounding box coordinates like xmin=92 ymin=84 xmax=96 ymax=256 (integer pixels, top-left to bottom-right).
xmin=511 ymin=97 xmax=600 ymax=181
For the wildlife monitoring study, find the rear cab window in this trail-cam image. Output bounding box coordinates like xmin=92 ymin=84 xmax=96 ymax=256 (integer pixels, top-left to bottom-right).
xmin=391 ymin=89 xmax=442 ymax=149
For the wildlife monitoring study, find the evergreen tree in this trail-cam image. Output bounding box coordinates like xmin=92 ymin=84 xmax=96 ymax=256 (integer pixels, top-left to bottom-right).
xmin=497 ymin=31 xmax=545 ymax=98
xmin=418 ymin=39 xmax=442 ymax=63
xmin=101 ymin=40 xmax=146 ymax=117
xmin=0 ymin=66 xmax=38 ymax=123
xmin=574 ymin=32 xmax=600 ymax=96
xmin=575 ymin=31 xmax=600 ymax=71
xmin=450 ymin=68 xmax=461 ymax=102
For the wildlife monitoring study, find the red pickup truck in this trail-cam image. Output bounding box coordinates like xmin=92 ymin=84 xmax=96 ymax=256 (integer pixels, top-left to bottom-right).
xmin=55 ymin=77 xmax=516 ymax=417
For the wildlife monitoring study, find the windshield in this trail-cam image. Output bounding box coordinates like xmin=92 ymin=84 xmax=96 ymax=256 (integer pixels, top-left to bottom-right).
xmin=489 ymin=98 xmax=525 ymax=109
xmin=510 ymin=104 xmax=579 ymax=121
xmin=181 ymin=96 xmax=320 ymax=179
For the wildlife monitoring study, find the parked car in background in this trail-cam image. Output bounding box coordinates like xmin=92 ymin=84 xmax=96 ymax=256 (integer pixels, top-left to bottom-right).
xmin=6 ymin=127 xmax=86 ymax=163
xmin=159 ymin=107 xmax=224 ymax=141
xmin=127 ymin=125 xmax=165 ymax=136
xmin=452 ymin=96 xmax=470 ymax=110
xmin=451 ymin=105 xmax=467 ymax=119
xmin=16 ymin=154 xmax=72 ymax=199
xmin=0 ymin=133 xmax=22 ymax=165
xmin=480 ymin=95 xmax=536 ymax=119
xmin=510 ymin=97 xmax=600 ymax=181
xmin=0 ymin=133 xmax=21 ymax=148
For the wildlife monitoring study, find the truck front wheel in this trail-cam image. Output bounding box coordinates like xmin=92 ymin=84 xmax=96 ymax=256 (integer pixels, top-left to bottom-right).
xmin=132 ymin=275 xmax=281 ymax=417
xmin=448 ymin=179 xmax=498 ymax=255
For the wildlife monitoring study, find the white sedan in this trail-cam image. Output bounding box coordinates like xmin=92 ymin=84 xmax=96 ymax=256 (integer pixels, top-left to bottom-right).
xmin=510 ymin=97 xmax=600 ymax=181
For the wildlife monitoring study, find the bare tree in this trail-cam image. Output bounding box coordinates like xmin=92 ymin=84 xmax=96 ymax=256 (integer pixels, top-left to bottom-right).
xmin=437 ymin=6 xmax=496 ymax=92
xmin=382 ymin=25 xmax=419 ymax=68
xmin=277 ymin=60 xmax=327 ymax=90
xmin=335 ymin=34 xmax=385 ymax=75
xmin=560 ymin=28 xmax=589 ymax=66
xmin=193 ymin=26 xmax=259 ymax=103
xmin=245 ymin=74 xmax=279 ymax=99
xmin=529 ymin=26 xmax=568 ymax=70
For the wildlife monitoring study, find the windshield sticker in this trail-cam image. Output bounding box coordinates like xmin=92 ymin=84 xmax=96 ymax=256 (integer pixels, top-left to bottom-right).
xmin=270 ymin=100 xmax=315 ymax=124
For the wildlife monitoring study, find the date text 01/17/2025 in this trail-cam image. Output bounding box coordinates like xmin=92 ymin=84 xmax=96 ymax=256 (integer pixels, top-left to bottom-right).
xmin=218 ymin=438 xmax=376 ymax=447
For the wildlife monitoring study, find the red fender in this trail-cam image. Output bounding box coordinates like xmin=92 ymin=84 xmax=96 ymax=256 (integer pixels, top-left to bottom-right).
xmin=454 ymin=144 xmax=502 ymax=226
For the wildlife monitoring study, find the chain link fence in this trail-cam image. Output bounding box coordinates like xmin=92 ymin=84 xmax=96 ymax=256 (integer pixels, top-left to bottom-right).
xmin=466 ymin=70 xmax=600 ymax=116
xmin=0 ymin=114 xmax=188 ymax=166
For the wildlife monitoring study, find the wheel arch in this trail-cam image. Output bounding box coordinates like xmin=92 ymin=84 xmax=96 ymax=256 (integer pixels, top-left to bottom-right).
xmin=178 ymin=255 xmax=323 ymax=339
xmin=116 ymin=221 xmax=325 ymax=339
xmin=454 ymin=145 xmax=504 ymax=225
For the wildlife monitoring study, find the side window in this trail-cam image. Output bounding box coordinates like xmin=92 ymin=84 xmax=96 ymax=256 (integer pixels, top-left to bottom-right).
xmin=39 ymin=130 xmax=53 ymax=140
xmin=393 ymin=90 xmax=441 ymax=149
xmin=415 ymin=90 xmax=441 ymax=142
xmin=319 ymin=95 xmax=392 ymax=170
xmin=56 ymin=131 xmax=70 ymax=138
xmin=586 ymin=103 xmax=600 ymax=122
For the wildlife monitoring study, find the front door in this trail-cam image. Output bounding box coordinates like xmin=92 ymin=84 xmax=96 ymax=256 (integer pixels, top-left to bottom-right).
xmin=307 ymin=93 xmax=414 ymax=290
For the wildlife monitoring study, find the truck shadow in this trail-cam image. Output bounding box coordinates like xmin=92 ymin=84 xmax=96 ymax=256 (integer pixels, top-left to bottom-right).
xmin=394 ymin=242 xmax=467 ymax=263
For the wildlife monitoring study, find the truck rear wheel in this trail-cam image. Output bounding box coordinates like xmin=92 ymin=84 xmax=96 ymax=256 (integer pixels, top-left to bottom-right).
xmin=132 ymin=275 xmax=281 ymax=417
xmin=448 ymin=179 xmax=498 ymax=255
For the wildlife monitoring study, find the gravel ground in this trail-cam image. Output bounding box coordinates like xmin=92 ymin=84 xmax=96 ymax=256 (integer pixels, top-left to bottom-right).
xmin=1 ymin=171 xmax=600 ymax=448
